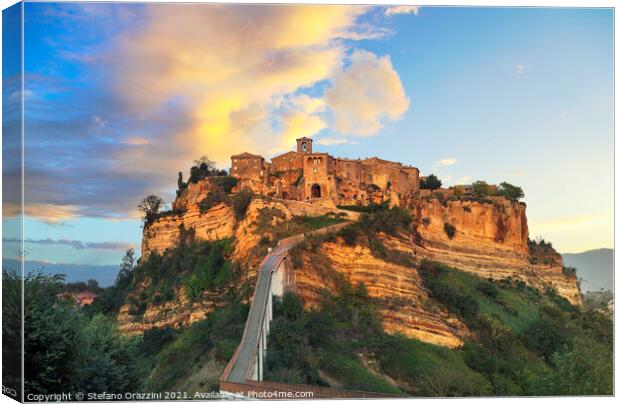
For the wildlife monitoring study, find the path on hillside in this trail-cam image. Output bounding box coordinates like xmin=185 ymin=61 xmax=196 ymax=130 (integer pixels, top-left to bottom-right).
xmin=224 ymin=221 xmax=351 ymax=384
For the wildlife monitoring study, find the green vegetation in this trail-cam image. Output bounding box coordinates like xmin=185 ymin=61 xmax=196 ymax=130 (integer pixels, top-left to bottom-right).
xmin=189 ymin=155 xmax=227 ymax=184
xmin=4 ymin=270 xmax=145 ymax=396
xmin=9 ymin=268 xmax=250 ymax=396
xmin=265 ymin=288 xmax=404 ymax=395
xmin=266 ymin=260 xmax=612 ymax=396
xmin=143 ymin=302 xmax=248 ymax=392
xmin=2 ymin=268 xmax=22 ymax=396
xmin=255 ymin=210 xmax=346 ymax=249
xmin=497 ymin=182 xmax=524 ymax=202
xmin=420 ymin=174 xmax=442 ymax=190
xmin=528 ymin=237 xmax=559 ymax=265
xmin=333 ymin=203 xmax=413 ymax=266
xmin=83 ymin=249 xmax=137 ymax=317
xmin=8 ymin=250 xmax=250 ymax=396
xmin=138 ymin=194 xmax=165 ymax=226
xmin=471 ymin=181 xmax=493 ymax=197
xmin=417 ymin=260 xmax=612 ymax=395
xmin=211 ymin=175 xmax=238 ymax=193
xmin=199 ymin=187 xmax=229 ymax=213
xmin=123 ymin=238 xmax=239 ymax=310
xmin=443 ymin=223 xmax=456 ymax=239
xmin=230 ymin=188 xmax=253 ymax=220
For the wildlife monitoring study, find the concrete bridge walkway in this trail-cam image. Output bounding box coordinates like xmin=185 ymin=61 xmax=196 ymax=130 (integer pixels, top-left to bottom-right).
xmin=219 ymin=221 xmax=397 ymax=398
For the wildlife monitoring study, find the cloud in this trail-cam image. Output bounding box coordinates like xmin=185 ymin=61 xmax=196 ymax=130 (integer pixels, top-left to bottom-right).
xmin=3 ymin=237 xmax=136 ymax=250
xmin=325 ymin=50 xmax=409 ymax=136
xmin=111 ymin=4 xmax=376 ymax=167
xmin=455 ymin=176 xmax=471 ymax=185
xmin=434 ymin=158 xmax=457 ymax=168
xmin=316 ymin=137 xmax=351 ymax=146
xmin=516 ymin=64 xmax=525 ymax=74
xmin=385 ymin=6 xmax=420 ymax=16
xmin=19 ymin=4 xmax=410 ymax=222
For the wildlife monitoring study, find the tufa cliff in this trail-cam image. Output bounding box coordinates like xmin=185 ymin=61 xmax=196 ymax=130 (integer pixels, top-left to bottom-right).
xmin=122 ymin=176 xmax=581 ymax=345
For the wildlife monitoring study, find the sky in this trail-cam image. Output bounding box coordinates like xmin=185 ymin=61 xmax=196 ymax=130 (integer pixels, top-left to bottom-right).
xmin=1 ymin=3 xmax=614 ymax=270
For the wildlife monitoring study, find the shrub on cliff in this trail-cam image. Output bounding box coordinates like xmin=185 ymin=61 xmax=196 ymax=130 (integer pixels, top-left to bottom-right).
xmin=497 ymin=182 xmax=524 ymax=202
xmin=199 ymin=188 xmax=229 ymax=213
xmin=138 ymin=194 xmax=165 ymax=226
xmin=188 ymin=155 xmax=227 ymax=183
xmin=211 ymin=175 xmax=238 ymax=194
xmin=444 ymin=223 xmax=456 ymax=239
xmin=471 ymin=181 xmax=493 ymax=197
xmin=230 ymin=189 xmax=253 ymax=220
xmin=420 ymin=174 xmax=442 ymax=190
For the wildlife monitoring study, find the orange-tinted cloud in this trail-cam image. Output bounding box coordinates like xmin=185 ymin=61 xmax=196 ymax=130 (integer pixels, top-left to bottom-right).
xmin=111 ymin=4 xmax=409 ymax=166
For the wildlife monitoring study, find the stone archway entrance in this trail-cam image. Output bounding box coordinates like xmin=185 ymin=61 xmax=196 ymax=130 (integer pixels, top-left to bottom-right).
xmin=311 ymin=184 xmax=321 ymax=198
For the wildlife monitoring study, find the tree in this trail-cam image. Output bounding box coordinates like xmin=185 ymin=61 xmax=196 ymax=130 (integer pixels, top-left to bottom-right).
xmin=189 ymin=155 xmax=226 ymax=183
xmin=193 ymin=155 xmax=216 ymax=169
xmin=116 ymin=249 xmax=135 ymax=289
xmin=497 ymin=182 xmax=524 ymax=202
xmin=138 ymin=194 xmax=165 ymax=225
xmin=471 ymin=181 xmax=492 ymax=197
xmin=420 ymin=174 xmax=442 ymax=190
xmin=177 ymin=172 xmax=185 ymax=190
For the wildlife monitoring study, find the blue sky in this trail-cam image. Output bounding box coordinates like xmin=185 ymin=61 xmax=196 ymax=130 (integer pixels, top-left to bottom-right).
xmin=2 ymin=4 xmax=613 ymax=269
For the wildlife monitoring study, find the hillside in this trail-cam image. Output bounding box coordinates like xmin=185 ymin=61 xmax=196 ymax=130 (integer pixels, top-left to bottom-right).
xmin=562 ymin=248 xmax=613 ymax=292
xmin=264 ymin=263 xmax=612 ymax=396
xmin=32 ymin=173 xmax=606 ymax=397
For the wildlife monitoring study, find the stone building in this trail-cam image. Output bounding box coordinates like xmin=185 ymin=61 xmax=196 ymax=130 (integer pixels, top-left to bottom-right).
xmin=230 ymin=137 xmax=420 ymax=206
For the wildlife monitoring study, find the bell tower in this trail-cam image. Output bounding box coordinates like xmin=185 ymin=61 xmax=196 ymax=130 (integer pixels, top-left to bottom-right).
xmin=296 ymin=137 xmax=313 ymax=154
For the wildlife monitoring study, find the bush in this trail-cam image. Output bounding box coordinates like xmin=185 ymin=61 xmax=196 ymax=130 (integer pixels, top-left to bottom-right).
xmin=15 ymin=270 xmax=144 ymax=395
xmin=471 ymin=181 xmax=493 ymax=197
xmin=497 ymin=182 xmax=524 ymax=202
xmin=420 ymin=174 xmax=442 ymax=190
xmin=138 ymin=194 xmax=165 ymax=225
xmin=144 ymin=302 xmax=248 ymax=391
xmin=199 ymin=188 xmax=229 ymax=213
xmin=211 ymin=176 xmax=238 ymax=194
xmin=562 ymin=266 xmax=577 ymax=278
xmin=188 ymin=156 xmax=227 ymax=184
xmin=230 ymin=189 xmax=253 ymax=220
xmin=444 ymin=223 xmax=456 ymax=239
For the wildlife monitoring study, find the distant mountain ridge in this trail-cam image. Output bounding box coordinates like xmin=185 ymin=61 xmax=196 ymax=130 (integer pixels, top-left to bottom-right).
xmin=562 ymin=248 xmax=613 ymax=292
xmin=2 ymin=258 xmax=119 ymax=287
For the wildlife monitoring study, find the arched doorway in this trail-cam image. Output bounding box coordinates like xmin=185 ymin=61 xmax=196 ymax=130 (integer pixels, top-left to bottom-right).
xmin=311 ymin=184 xmax=321 ymax=198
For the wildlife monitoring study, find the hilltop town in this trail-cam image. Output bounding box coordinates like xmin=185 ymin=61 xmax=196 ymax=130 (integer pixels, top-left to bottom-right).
xmin=230 ymin=137 xmax=420 ymax=207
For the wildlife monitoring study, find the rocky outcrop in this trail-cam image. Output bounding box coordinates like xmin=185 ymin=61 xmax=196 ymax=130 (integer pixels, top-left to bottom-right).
xmin=412 ymin=197 xmax=582 ymax=305
xmin=141 ymin=203 xmax=236 ymax=259
xmin=127 ymin=176 xmax=581 ymax=341
xmin=123 ymin=191 xmax=299 ymax=334
xmin=292 ymin=241 xmax=469 ymax=348
xmin=118 ymin=286 xmax=220 ymax=334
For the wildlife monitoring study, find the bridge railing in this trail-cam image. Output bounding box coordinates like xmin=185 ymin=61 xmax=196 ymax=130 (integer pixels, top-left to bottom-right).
xmin=220 ymin=220 xmax=403 ymax=399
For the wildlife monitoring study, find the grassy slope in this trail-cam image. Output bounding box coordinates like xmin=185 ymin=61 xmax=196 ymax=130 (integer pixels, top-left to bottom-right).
xmin=141 ymin=302 xmax=248 ymax=393
xmin=264 ymin=259 xmax=613 ymax=396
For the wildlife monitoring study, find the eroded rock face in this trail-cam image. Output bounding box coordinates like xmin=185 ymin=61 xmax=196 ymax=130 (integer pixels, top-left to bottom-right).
xmin=413 ymin=197 xmax=582 ymax=305
xmin=141 ymin=203 xmax=237 ymax=259
xmin=127 ymin=180 xmax=581 ymax=341
xmin=117 ymin=286 xmax=220 ymax=334
xmin=292 ymin=242 xmax=469 ymax=348
xmin=122 ymin=194 xmax=296 ymax=334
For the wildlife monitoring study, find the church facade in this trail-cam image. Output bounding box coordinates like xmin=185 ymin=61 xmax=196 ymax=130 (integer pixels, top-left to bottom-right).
xmin=230 ymin=137 xmax=420 ymax=206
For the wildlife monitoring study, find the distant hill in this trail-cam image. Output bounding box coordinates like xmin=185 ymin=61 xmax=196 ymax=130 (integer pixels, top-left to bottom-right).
xmin=562 ymin=248 xmax=613 ymax=292
xmin=2 ymin=259 xmax=119 ymax=287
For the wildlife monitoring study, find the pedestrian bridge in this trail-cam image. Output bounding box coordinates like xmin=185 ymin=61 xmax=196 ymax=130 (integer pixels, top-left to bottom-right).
xmin=219 ymin=222 xmax=392 ymax=399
